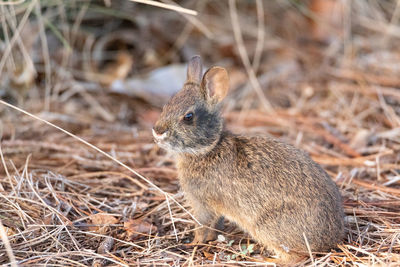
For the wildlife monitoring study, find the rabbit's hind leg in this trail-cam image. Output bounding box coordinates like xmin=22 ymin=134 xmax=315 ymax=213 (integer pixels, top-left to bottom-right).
xmin=260 ymin=244 xmax=307 ymax=266
xmin=272 ymin=246 xmax=307 ymax=266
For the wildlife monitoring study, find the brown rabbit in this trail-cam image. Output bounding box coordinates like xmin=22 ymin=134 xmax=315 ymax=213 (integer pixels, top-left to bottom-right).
xmin=153 ymin=56 xmax=344 ymax=264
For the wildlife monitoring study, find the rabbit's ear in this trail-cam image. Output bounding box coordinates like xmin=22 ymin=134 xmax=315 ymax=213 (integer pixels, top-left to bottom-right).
xmin=201 ymin=67 xmax=229 ymax=103
xmin=186 ymin=55 xmax=202 ymax=84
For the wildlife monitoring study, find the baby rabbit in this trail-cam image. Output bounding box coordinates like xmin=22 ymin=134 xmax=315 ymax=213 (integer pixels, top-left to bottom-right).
xmin=153 ymin=56 xmax=344 ymax=264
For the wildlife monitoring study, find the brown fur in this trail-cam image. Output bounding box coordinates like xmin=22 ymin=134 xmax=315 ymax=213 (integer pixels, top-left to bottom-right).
xmin=153 ymin=56 xmax=344 ymax=264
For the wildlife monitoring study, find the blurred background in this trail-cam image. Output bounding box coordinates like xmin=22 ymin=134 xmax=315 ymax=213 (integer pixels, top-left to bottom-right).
xmin=1 ymin=0 xmax=400 ymax=265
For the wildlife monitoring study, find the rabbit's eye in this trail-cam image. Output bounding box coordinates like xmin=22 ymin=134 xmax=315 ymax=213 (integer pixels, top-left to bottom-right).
xmin=183 ymin=112 xmax=193 ymax=121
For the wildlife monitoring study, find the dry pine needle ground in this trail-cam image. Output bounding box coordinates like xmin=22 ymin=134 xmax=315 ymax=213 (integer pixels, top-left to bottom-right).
xmin=1 ymin=0 xmax=400 ymax=266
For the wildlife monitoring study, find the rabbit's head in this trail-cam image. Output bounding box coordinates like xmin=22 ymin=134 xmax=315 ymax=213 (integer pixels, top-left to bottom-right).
xmin=153 ymin=56 xmax=229 ymax=155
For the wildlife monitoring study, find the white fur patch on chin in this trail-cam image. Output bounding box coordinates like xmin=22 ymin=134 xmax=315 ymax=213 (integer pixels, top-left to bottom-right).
xmin=155 ymin=141 xmax=175 ymax=152
xmin=155 ymin=141 xmax=210 ymax=156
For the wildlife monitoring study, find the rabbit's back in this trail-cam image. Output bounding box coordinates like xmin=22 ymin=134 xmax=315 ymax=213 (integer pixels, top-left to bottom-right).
xmin=178 ymin=131 xmax=344 ymax=253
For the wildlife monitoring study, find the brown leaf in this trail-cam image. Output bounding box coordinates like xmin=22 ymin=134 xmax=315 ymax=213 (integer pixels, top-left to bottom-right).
xmin=203 ymin=251 xmax=215 ymax=261
xmin=124 ymin=218 xmax=157 ymax=240
xmin=90 ymin=213 xmax=119 ymax=225
xmin=3 ymin=226 xmax=16 ymax=237
xmin=89 ymin=213 xmax=119 ymax=233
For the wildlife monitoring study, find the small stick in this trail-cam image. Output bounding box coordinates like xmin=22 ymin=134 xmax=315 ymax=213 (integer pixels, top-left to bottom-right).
xmin=352 ymin=179 xmax=400 ymax=196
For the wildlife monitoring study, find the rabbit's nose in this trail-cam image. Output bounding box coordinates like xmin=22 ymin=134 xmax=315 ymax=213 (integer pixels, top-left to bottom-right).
xmin=152 ymin=126 xmax=168 ymax=140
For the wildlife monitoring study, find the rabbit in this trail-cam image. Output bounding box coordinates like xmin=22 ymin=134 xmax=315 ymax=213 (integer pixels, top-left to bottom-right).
xmin=152 ymin=56 xmax=344 ymax=264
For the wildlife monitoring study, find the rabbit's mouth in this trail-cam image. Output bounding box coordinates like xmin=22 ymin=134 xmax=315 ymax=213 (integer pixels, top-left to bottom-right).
xmin=152 ymin=128 xmax=214 ymax=155
xmin=152 ymin=129 xmax=194 ymax=154
xmin=154 ymin=138 xmax=169 ymax=149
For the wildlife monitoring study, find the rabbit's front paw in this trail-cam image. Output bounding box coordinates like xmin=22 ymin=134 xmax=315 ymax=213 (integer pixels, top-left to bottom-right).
xmin=186 ymin=226 xmax=216 ymax=246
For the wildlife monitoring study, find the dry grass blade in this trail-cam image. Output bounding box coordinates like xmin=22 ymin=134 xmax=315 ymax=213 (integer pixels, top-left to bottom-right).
xmin=0 ymin=145 xmax=13 ymax=192
xmin=34 ymin=0 xmax=52 ymax=110
xmin=128 ymin=0 xmax=197 ymax=16
xmin=229 ymin=0 xmax=274 ymax=113
xmin=0 ymin=0 xmax=25 ymax=5
xmin=303 ymin=232 xmax=314 ymax=266
xmin=0 ymin=220 xmax=17 ymax=267
xmin=0 ymin=0 xmax=35 ymax=75
xmin=162 ymin=0 xmax=212 ymax=39
xmin=252 ymin=0 xmax=265 ymax=73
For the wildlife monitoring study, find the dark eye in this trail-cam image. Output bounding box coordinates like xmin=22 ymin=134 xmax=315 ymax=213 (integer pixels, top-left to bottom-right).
xmin=183 ymin=112 xmax=193 ymax=121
